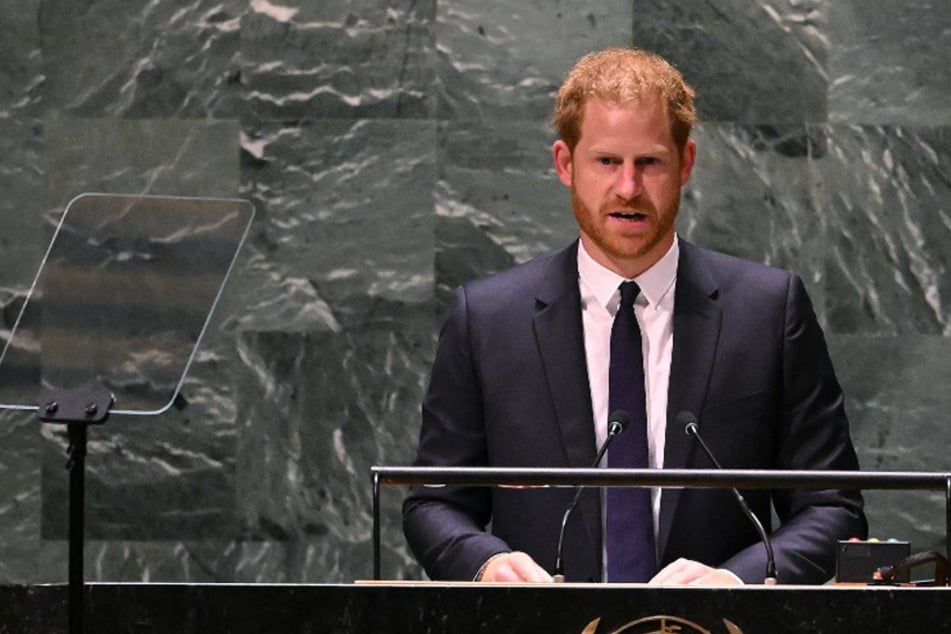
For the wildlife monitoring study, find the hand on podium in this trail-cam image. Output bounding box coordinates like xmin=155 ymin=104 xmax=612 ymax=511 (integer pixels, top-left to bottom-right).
xmin=649 ymin=558 xmax=743 ymax=586
xmin=477 ymin=552 xmax=553 ymax=583
xmin=474 ymin=553 xmax=743 ymax=585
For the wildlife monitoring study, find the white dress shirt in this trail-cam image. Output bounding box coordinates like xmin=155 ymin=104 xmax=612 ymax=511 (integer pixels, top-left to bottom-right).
xmin=577 ymin=237 xmax=679 ymax=543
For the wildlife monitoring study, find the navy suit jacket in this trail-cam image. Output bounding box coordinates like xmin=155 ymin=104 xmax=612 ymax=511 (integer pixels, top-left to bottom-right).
xmin=403 ymin=239 xmax=866 ymax=583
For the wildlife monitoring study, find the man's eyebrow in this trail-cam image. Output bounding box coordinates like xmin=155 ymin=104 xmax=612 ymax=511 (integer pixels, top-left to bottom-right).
xmin=588 ymin=144 xmax=673 ymax=155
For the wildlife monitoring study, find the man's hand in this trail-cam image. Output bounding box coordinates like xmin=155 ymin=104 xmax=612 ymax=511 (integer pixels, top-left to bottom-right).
xmin=478 ymin=551 xmax=553 ymax=583
xmin=648 ymin=558 xmax=743 ymax=586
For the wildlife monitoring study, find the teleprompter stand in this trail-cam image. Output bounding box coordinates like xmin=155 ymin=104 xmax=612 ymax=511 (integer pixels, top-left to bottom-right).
xmin=0 ymin=193 xmax=254 ymax=634
xmin=38 ymin=387 xmax=114 ymax=634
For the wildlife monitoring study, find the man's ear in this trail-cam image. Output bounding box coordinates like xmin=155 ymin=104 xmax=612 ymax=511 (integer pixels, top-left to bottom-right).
xmin=552 ymin=139 xmax=573 ymax=187
xmin=679 ymin=138 xmax=697 ymax=185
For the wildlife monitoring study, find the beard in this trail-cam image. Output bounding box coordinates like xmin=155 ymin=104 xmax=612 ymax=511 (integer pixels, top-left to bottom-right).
xmin=570 ymin=185 xmax=679 ymax=267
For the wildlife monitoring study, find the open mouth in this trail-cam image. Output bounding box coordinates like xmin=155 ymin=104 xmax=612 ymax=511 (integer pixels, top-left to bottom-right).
xmin=609 ymin=211 xmax=648 ymax=221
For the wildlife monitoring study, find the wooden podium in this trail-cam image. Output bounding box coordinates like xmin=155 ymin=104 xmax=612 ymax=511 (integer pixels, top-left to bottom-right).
xmin=1 ymin=582 xmax=946 ymax=633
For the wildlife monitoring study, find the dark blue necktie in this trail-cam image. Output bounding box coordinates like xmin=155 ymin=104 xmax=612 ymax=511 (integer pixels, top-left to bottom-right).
xmin=606 ymin=280 xmax=656 ymax=582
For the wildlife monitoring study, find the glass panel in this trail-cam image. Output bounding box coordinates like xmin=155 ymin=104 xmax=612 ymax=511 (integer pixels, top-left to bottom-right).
xmin=0 ymin=193 xmax=254 ymax=415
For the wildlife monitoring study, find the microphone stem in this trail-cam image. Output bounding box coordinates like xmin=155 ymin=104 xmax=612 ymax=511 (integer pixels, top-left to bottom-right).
xmin=553 ymin=489 xmax=582 ymax=582
xmin=687 ymin=422 xmax=778 ymax=585
xmin=730 ymin=483 xmax=777 ymax=583
xmin=553 ymin=421 xmax=625 ymax=582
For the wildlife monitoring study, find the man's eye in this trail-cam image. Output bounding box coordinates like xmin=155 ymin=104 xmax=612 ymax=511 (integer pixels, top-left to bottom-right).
xmin=637 ymin=157 xmax=659 ymax=166
xmin=598 ymin=157 xmax=616 ymax=165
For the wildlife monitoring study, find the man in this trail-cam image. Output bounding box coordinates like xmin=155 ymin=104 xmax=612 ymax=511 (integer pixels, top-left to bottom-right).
xmin=403 ymin=47 xmax=866 ymax=585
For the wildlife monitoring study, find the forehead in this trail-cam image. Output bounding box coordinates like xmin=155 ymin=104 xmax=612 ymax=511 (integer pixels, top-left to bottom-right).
xmin=577 ymin=96 xmax=674 ymax=145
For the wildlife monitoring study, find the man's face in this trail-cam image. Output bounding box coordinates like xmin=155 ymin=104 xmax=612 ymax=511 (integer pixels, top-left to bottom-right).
xmin=552 ymin=97 xmax=696 ymax=278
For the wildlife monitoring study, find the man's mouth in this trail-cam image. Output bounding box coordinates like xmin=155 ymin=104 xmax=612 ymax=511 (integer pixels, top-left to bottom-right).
xmin=609 ymin=211 xmax=648 ymax=221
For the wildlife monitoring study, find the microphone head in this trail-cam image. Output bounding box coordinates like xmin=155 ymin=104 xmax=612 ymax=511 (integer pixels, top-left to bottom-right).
xmin=607 ymin=410 xmax=632 ymax=436
xmin=676 ymin=411 xmax=699 ymax=436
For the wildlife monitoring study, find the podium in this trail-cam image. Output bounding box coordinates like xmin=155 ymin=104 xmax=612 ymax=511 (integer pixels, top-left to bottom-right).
xmin=0 ymin=582 xmax=947 ymax=633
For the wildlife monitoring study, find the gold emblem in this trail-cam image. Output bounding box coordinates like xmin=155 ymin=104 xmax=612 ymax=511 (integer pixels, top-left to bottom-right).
xmin=581 ymin=615 xmax=745 ymax=634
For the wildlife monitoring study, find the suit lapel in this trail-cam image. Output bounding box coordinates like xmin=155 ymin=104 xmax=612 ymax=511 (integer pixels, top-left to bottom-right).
xmin=531 ymin=242 xmax=596 ymax=467
xmin=531 ymin=242 xmax=600 ymax=562
xmin=657 ymin=240 xmax=722 ymax=561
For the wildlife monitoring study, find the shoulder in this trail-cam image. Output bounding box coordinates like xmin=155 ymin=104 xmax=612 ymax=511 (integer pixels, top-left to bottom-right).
xmin=680 ymin=240 xmax=802 ymax=298
xmin=462 ymin=242 xmax=577 ymax=305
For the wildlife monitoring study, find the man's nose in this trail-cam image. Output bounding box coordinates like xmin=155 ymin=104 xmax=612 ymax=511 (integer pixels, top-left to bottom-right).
xmin=614 ymin=163 xmax=641 ymax=201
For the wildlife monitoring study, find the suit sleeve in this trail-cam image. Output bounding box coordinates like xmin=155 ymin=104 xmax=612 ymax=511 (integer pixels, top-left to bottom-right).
xmin=402 ymin=286 xmax=512 ymax=580
xmin=721 ymin=273 xmax=868 ymax=583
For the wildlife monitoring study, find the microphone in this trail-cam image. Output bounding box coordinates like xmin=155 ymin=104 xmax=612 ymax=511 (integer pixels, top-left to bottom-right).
xmin=678 ymin=411 xmax=779 ymax=585
xmin=553 ymin=410 xmax=631 ymax=582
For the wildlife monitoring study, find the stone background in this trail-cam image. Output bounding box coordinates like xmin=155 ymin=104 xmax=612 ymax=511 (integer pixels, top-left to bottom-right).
xmin=0 ymin=0 xmax=949 ymax=583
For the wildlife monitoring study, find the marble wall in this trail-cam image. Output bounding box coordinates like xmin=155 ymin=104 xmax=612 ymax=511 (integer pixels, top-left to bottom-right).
xmin=0 ymin=0 xmax=949 ymax=584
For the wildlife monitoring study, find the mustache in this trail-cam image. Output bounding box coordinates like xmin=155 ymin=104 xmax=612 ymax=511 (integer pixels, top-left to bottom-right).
xmin=605 ymin=194 xmax=651 ymax=215
xmin=569 ymin=186 xmax=653 ymax=217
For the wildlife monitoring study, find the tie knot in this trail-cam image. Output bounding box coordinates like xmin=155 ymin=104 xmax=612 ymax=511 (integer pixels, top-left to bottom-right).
xmin=619 ymin=280 xmax=641 ymax=308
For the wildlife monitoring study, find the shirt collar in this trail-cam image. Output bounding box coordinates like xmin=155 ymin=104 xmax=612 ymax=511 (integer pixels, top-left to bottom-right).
xmin=577 ymin=236 xmax=680 ymax=310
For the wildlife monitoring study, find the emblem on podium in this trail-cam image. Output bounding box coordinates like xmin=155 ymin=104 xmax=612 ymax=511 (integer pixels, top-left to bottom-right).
xmin=581 ymin=615 xmax=745 ymax=634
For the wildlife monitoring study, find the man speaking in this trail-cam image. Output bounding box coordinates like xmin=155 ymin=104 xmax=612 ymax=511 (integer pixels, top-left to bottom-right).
xmin=402 ymin=47 xmax=866 ymax=585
